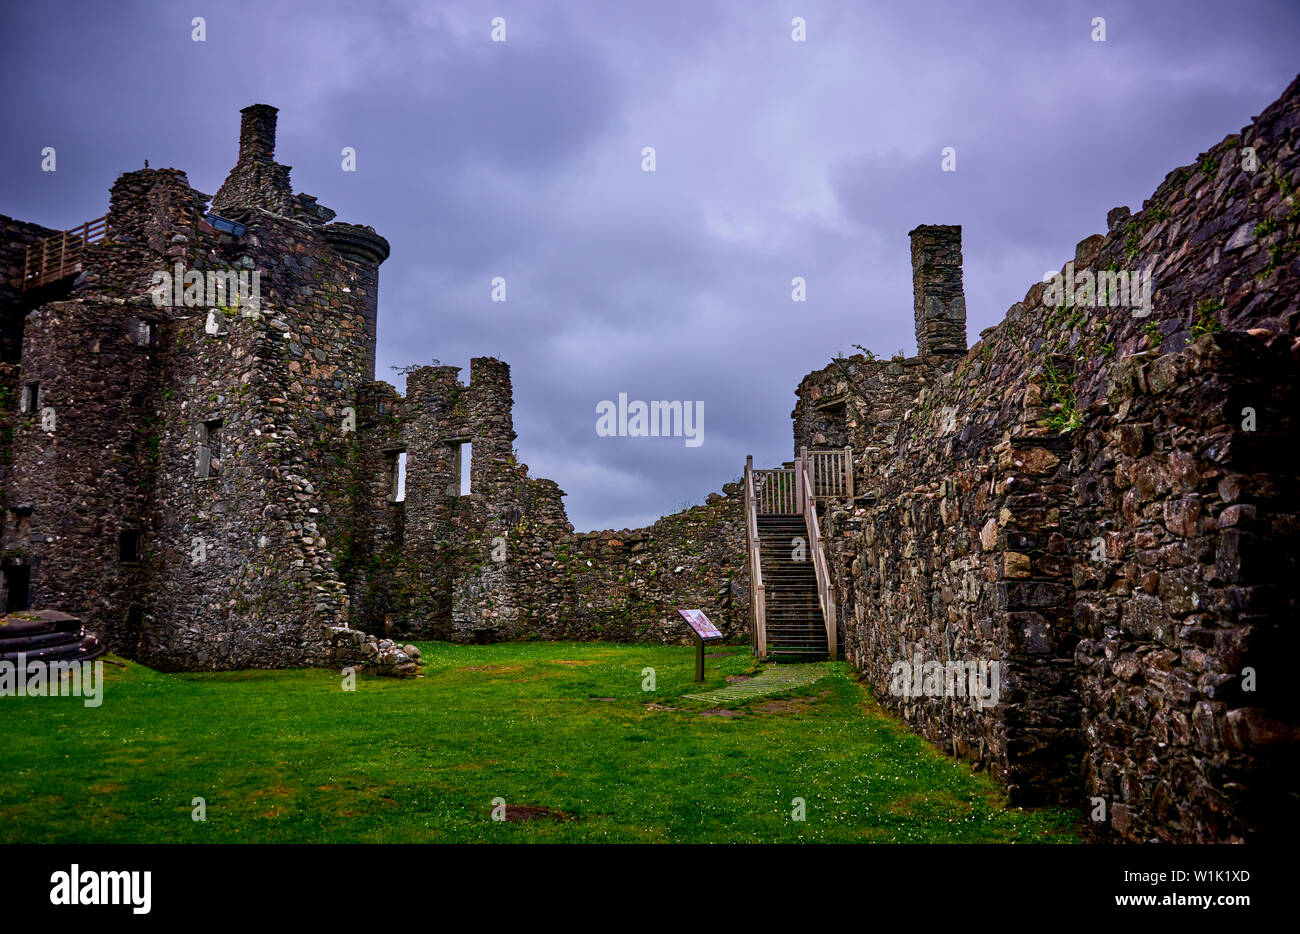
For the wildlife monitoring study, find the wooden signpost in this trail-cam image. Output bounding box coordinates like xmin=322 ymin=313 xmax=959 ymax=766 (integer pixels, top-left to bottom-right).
xmin=678 ymin=609 xmax=724 ymax=682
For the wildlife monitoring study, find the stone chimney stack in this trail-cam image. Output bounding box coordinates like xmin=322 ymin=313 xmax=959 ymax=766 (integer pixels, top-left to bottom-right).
xmin=237 ymin=104 xmax=279 ymax=163
xmin=211 ymin=103 xmax=294 ymax=218
xmin=909 ymin=224 xmax=967 ymax=358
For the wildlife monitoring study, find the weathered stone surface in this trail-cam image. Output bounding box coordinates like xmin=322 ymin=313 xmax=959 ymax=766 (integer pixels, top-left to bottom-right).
xmin=794 ymin=76 xmax=1300 ymax=843
xmin=0 ymin=106 xmax=748 ymax=676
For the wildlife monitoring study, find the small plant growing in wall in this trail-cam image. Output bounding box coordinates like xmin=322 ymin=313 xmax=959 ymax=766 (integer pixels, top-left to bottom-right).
xmin=850 ymin=344 xmax=879 ymax=361
xmin=1142 ymin=320 xmax=1164 ymax=349
xmin=1253 ymin=192 xmax=1300 ymax=274
xmin=390 ymin=359 xmax=441 ymax=377
xmin=1041 ymin=360 xmax=1082 ymax=433
xmin=1192 ymin=299 xmax=1224 ymax=337
xmin=1254 ymin=217 xmax=1279 ymax=239
xmin=1124 ymin=221 xmax=1142 ymax=261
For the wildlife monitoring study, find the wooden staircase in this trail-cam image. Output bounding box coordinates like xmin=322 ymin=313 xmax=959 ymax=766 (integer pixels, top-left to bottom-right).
xmin=757 ymin=514 xmax=827 ymax=658
xmin=743 ymin=447 xmax=850 ymax=662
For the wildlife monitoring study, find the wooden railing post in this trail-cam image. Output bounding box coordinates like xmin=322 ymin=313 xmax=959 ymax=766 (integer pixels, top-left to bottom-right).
xmin=844 ymin=446 xmax=854 ymax=498
xmin=800 ymin=457 xmax=838 ymax=661
xmin=22 ymin=214 xmax=108 ymax=291
xmin=790 ymin=447 xmax=800 ymax=515
xmin=744 ymin=455 xmax=767 ymax=660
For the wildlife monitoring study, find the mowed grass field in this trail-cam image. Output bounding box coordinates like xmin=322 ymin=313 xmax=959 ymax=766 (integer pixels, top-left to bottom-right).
xmin=0 ymin=642 xmax=1081 ymax=843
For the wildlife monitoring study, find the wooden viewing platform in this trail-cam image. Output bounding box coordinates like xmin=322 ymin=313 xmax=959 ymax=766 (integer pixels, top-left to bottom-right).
xmin=21 ymin=215 xmax=109 ymax=290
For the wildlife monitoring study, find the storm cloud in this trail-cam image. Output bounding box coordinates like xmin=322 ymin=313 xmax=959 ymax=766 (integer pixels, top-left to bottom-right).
xmin=2 ymin=0 xmax=1295 ymax=529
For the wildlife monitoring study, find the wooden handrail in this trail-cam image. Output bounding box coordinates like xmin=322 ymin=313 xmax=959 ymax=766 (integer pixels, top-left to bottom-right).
xmin=798 ymin=447 xmax=838 ymax=661
xmin=747 ymin=446 xmax=851 ymax=660
xmin=744 ymin=456 xmax=767 ymax=660
xmin=21 ymin=215 xmax=109 ymax=290
xmin=752 ymin=467 xmax=797 ymax=514
xmin=802 ymin=447 xmax=854 ymax=500
xmin=753 ymin=449 xmax=851 ymax=513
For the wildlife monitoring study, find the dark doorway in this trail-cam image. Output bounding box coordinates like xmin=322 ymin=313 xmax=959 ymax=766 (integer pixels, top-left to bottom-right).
xmin=118 ymin=530 xmax=142 ymax=563
xmin=4 ymin=564 xmax=31 ymax=612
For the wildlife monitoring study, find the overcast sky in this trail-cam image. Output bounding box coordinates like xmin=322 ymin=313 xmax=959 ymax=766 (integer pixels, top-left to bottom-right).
xmin=2 ymin=0 xmax=1296 ymax=530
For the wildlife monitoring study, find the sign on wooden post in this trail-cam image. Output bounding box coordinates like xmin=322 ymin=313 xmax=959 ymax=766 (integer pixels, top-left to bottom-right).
xmin=677 ymin=609 xmax=723 ymax=682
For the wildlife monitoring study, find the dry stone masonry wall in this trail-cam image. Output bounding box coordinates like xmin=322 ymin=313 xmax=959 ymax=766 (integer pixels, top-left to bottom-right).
xmin=345 ymin=357 xmax=748 ymax=646
xmin=0 ymin=101 xmax=747 ymax=670
xmin=795 ymin=76 xmax=1300 ymax=843
xmin=3 ymin=79 xmax=1298 ymax=846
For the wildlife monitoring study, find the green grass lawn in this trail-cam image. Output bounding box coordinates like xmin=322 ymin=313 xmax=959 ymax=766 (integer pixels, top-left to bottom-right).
xmin=0 ymin=641 xmax=1081 ymax=843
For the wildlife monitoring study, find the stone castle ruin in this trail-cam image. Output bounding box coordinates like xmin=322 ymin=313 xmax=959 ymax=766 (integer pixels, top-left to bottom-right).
xmin=786 ymin=77 xmax=1300 ymax=844
xmin=0 ymin=104 xmax=748 ymax=673
xmin=3 ymin=74 xmax=1299 ymax=845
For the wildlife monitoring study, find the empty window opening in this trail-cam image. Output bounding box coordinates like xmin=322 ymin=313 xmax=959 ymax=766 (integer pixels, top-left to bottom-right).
xmin=386 ymin=450 xmax=407 ymax=502
xmin=459 ymin=442 xmax=472 ymax=496
xmin=20 ymin=381 xmax=39 ymax=413
xmin=197 ymin=418 xmax=223 ymax=479
xmin=119 ymin=530 xmax=142 ymax=563
xmin=3 ymin=564 xmax=30 ymax=613
xmin=129 ymin=318 xmax=157 ymax=348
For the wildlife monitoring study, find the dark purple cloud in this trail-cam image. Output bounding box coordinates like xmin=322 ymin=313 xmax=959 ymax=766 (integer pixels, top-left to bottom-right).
xmin=2 ymin=0 xmax=1296 ymax=529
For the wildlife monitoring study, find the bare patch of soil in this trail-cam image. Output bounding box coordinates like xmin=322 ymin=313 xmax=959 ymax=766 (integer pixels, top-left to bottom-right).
xmin=501 ymin=804 xmax=573 ymax=822
xmin=752 ymin=689 xmax=833 ymax=715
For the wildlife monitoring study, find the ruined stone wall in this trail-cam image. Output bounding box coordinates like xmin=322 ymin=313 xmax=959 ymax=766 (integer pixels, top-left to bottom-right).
xmin=0 ymin=111 xmax=382 ymax=670
xmin=0 ymin=215 xmax=58 ymax=363
xmin=0 ymin=170 xmax=202 ymax=647
xmin=793 ymin=354 xmax=934 ymax=463
xmin=397 ymin=364 xmax=466 ymax=640
xmin=140 ymin=198 xmax=385 ymax=669
xmin=799 ymin=76 xmax=1300 ymax=841
xmin=450 ymin=357 xmax=526 ymax=639
xmin=377 ymin=357 xmax=748 ymax=645
xmin=0 ymin=362 xmax=17 ymax=507
xmin=561 ymin=492 xmax=749 ymax=644
xmin=3 ymin=298 xmax=162 ymax=650
xmin=1064 ymin=78 xmax=1300 ymax=841
xmin=1 ymin=101 xmax=752 ymax=664
xmin=342 ymin=380 xmax=406 ymax=634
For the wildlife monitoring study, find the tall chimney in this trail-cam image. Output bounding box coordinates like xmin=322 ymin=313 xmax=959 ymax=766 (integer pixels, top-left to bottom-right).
xmin=909 ymin=224 xmax=967 ymax=358
xmin=211 ymin=103 xmax=294 ymax=218
xmin=237 ymin=104 xmax=279 ymax=163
